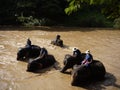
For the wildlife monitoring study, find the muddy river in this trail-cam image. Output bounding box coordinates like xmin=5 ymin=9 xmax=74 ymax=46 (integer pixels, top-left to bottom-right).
xmin=0 ymin=27 xmax=120 ymax=90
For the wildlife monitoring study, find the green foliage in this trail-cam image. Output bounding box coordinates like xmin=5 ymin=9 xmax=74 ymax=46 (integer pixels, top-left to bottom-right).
xmin=101 ymin=0 xmax=120 ymax=19
xmin=17 ymin=15 xmax=42 ymax=26
xmin=65 ymin=0 xmax=120 ymax=20
xmin=0 ymin=0 xmax=67 ymax=25
xmin=89 ymin=0 xmax=113 ymax=5
xmin=35 ymin=0 xmax=66 ymax=19
xmin=65 ymin=0 xmax=81 ymax=15
xmin=39 ymin=18 xmax=57 ymax=26
xmin=0 ymin=0 xmax=116 ymax=28
xmin=113 ymin=17 xmax=120 ymax=29
xmin=17 ymin=15 xmax=57 ymax=26
xmin=63 ymin=8 xmax=113 ymax=27
xmin=0 ymin=0 xmax=17 ymax=24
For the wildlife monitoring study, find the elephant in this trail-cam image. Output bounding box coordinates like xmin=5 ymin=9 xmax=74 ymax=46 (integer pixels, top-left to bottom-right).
xmin=60 ymin=53 xmax=86 ymax=73
xmin=27 ymin=54 xmax=56 ymax=72
xmin=51 ymin=35 xmax=63 ymax=47
xmin=17 ymin=45 xmax=41 ymax=61
xmin=51 ymin=39 xmax=63 ymax=47
xmin=71 ymin=60 xmax=106 ymax=86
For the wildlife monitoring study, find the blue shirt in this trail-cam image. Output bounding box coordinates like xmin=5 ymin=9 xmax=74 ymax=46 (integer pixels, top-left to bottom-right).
xmin=85 ymin=53 xmax=93 ymax=62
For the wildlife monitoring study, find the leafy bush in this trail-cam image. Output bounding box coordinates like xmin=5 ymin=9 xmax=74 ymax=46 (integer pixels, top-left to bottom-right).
xmin=17 ymin=16 xmax=39 ymax=26
xmin=63 ymin=7 xmax=113 ymax=27
xmin=113 ymin=17 xmax=120 ymax=29
xmin=39 ymin=18 xmax=57 ymax=26
xmin=17 ymin=15 xmax=57 ymax=26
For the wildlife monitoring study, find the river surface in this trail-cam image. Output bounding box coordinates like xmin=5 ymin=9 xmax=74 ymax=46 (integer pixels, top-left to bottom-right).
xmin=0 ymin=27 xmax=120 ymax=90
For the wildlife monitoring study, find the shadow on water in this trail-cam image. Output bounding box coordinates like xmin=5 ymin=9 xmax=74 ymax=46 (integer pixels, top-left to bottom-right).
xmin=62 ymin=44 xmax=70 ymax=49
xmin=25 ymin=65 xmax=60 ymax=79
xmin=74 ymin=72 xmax=120 ymax=90
xmin=0 ymin=26 xmax=117 ymax=32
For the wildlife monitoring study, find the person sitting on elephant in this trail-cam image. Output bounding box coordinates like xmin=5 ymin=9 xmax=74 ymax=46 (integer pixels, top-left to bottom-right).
xmin=55 ymin=35 xmax=61 ymax=43
xmin=26 ymin=38 xmax=32 ymax=48
xmin=55 ymin=34 xmax=63 ymax=46
xmin=51 ymin=34 xmax=63 ymax=47
xmin=82 ymin=50 xmax=93 ymax=67
xmin=39 ymin=47 xmax=48 ymax=59
xmin=72 ymin=47 xmax=81 ymax=58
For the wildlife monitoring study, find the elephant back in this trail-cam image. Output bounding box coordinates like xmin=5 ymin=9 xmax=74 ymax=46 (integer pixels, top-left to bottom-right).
xmin=27 ymin=54 xmax=56 ymax=72
xmin=71 ymin=60 xmax=106 ymax=86
xmin=28 ymin=45 xmax=41 ymax=58
xmin=81 ymin=53 xmax=86 ymax=61
xmin=17 ymin=45 xmax=41 ymax=61
xmin=57 ymin=39 xmax=63 ymax=47
xmin=27 ymin=60 xmax=42 ymax=72
xmin=63 ymin=54 xmax=79 ymax=67
xmin=41 ymin=55 xmax=56 ymax=68
xmin=63 ymin=54 xmax=72 ymax=64
xmin=64 ymin=54 xmax=83 ymax=66
xmin=89 ymin=60 xmax=106 ymax=80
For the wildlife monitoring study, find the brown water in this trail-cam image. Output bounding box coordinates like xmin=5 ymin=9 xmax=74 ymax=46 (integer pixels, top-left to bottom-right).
xmin=0 ymin=27 xmax=120 ymax=90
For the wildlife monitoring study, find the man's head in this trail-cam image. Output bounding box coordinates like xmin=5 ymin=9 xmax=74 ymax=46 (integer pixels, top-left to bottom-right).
xmin=72 ymin=47 xmax=77 ymax=52
xmin=85 ymin=50 xmax=90 ymax=54
xmin=56 ymin=35 xmax=60 ymax=39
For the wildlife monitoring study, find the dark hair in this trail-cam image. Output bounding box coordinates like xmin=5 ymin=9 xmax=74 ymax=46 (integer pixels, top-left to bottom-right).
xmin=56 ymin=35 xmax=60 ymax=38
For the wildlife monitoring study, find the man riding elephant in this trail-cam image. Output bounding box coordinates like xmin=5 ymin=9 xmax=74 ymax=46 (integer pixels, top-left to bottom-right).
xmin=25 ymin=38 xmax=32 ymax=48
xmin=72 ymin=47 xmax=81 ymax=59
xmin=17 ymin=45 xmax=41 ymax=61
xmin=60 ymin=48 xmax=83 ymax=73
xmin=17 ymin=38 xmax=41 ymax=61
xmin=51 ymin=35 xmax=63 ymax=47
xmin=81 ymin=50 xmax=93 ymax=67
xmin=71 ymin=60 xmax=106 ymax=86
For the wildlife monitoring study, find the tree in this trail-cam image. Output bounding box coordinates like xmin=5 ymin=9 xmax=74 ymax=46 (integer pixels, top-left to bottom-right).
xmin=65 ymin=0 xmax=120 ymax=19
xmin=35 ymin=0 xmax=67 ymax=19
xmin=0 ymin=0 xmax=67 ymax=25
xmin=0 ymin=0 xmax=17 ymax=24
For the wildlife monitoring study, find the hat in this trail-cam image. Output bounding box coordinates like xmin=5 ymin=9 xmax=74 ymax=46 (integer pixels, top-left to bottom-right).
xmin=41 ymin=46 xmax=44 ymax=48
xmin=72 ymin=47 xmax=77 ymax=51
xmin=85 ymin=50 xmax=90 ymax=54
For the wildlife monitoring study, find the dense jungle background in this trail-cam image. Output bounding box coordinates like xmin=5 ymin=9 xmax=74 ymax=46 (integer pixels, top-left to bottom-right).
xmin=0 ymin=0 xmax=120 ymax=90
xmin=0 ymin=0 xmax=120 ymax=28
